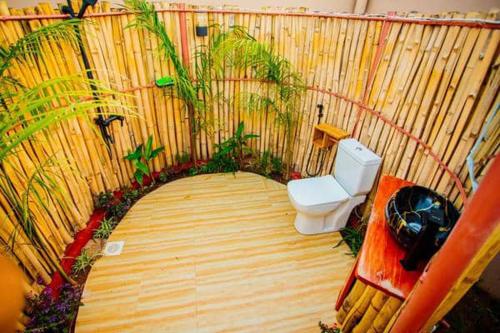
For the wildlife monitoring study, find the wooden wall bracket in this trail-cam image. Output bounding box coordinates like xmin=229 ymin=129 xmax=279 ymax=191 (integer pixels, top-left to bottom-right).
xmin=312 ymin=123 xmax=349 ymax=149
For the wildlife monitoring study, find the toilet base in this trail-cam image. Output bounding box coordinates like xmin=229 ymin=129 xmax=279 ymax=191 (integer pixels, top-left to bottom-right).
xmin=294 ymin=213 xmax=338 ymax=235
xmin=293 ymin=195 xmax=366 ymax=235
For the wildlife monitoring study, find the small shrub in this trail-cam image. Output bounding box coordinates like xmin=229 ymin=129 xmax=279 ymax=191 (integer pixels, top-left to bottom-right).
xmin=158 ymin=171 xmax=169 ymax=182
xmin=123 ymin=188 xmax=140 ymax=203
xmin=25 ymin=283 xmax=82 ymax=333
xmin=72 ymin=249 xmax=99 ymax=276
xmin=107 ymin=201 xmax=131 ymax=220
xmin=93 ymin=218 xmax=115 ymax=239
xmin=95 ymin=191 xmax=113 ymax=209
xmin=256 ymin=150 xmax=272 ymax=176
xmin=188 ymin=167 xmax=198 ymax=176
xmin=319 ymin=321 xmax=341 ymax=333
xmin=124 ymin=135 xmax=164 ymax=185
xmin=203 ymin=122 xmax=258 ymax=173
xmin=175 ymin=151 xmax=190 ymax=164
xmin=199 ymin=159 xmax=219 ymax=174
xmin=271 ymin=156 xmax=283 ymax=175
xmin=334 ymin=226 xmax=365 ymax=257
xmin=202 ymin=151 xmax=238 ymax=173
xmin=250 ymin=150 xmax=283 ymax=177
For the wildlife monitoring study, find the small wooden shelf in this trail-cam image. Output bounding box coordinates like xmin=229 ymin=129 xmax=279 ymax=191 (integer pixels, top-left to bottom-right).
xmin=312 ymin=123 xmax=349 ymax=149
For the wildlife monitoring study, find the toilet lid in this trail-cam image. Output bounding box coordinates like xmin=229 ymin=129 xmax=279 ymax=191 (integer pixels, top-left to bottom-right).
xmin=288 ymin=175 xmax=350 ymax=207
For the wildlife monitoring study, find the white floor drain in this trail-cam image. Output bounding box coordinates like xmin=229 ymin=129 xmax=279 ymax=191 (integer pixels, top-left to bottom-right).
xmin=103 ymin=241 xmax=125 ymax=256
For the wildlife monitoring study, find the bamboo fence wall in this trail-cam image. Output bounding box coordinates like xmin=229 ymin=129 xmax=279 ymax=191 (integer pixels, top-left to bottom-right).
xmin=0 ymin=1 xmax=498 ymax=293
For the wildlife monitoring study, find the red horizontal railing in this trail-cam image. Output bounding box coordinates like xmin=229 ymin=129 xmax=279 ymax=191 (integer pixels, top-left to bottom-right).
xmin=0 ymin=2 xmax=471 ymax=202
xmin=118 ymin=79 xmax=468 ymax=203
xmin=1 ymin=8 xmax=499 ymax=29
xmin=309 ymin=85 xmax=467 ymax=203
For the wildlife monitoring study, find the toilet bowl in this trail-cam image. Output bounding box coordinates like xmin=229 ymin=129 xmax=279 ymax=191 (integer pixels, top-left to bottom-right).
xmin=287 ymin=139 xmax=382 ymax=235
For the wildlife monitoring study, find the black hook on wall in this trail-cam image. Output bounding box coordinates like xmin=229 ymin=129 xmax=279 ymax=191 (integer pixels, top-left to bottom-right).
xmin=317 ymin=103 xmax=324 ymax=120
xmin=61 ymin=0 xmax=124 ymax=153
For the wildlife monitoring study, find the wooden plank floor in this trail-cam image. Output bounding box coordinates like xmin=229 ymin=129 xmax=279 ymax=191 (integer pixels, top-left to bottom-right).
xmin=76 ymin=172 xmax=354 ymax=333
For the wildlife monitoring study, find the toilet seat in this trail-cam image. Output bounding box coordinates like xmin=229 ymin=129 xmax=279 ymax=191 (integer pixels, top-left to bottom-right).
xmin=288 ymin=175 xmax=349 ymax=207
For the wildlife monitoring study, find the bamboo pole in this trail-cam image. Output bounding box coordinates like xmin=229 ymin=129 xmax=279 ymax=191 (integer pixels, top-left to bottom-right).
xmin=336 ymin=279 xmax=367 ymax=324
xmin=366 ymin=297 xmax=402 ymax=333
xmin=342 ymin=284 xmax=377 ymax=332
xmin=352 ymin=290 xmax=389 ymax=333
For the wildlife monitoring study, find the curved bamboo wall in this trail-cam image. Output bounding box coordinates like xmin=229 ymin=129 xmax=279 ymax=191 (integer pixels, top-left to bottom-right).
xmin=0 ymin=1 xmax=498 ymax=291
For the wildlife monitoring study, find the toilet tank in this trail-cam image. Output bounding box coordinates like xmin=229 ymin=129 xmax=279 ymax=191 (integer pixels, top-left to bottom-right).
xmin=334 ymin=139 xmax=382 ymax=196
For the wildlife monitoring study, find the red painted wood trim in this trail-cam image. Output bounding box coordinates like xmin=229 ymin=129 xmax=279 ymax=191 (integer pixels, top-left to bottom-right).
xmin=47 ymin=209 xmax=106 ymax=298
xmin=1 ymin=8 xmax=499 ymax=29
xmin=335 ymin=257 xmax=359 ymax=310
xmin=177 ymin=3 xmax=191 ymax=70
xmin=389 ymin=155 xmax=500 ymax=332
xmin=356 ymin=176 xmax=421 ymax=300
xmin=352 ymin=11 xmax=395 ymax=137
xmin=114 ymin=79 xmax=468 ymax=203
xmin=364 ymin=11 xmax=396 ymax=102
xmin=309 ymin=85 xmax=468 ymax=203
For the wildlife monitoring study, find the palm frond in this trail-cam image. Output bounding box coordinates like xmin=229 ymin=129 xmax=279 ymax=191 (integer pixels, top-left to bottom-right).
xmin=0 ymin=16 xmax=137 ymax=285
xmin=195 ymin=24 xmax=304 ymax=176
xmin=0 ymin=19 xmax=82 ymax=76
xmin=125 ymin=0 xmax=199 ymax=109
xmin=0 ymin=74 xmax=133 ymax=161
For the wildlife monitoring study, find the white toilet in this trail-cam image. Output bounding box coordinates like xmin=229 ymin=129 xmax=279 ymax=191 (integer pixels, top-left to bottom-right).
xmin=287 ymin=139 xmax=382 ymax=235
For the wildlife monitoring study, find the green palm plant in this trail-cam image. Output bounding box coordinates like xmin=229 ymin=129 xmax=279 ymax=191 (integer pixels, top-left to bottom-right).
xmin=0 ymin=19 xmax=81 ymax=78
xmin=125 ymin=0 xmax=304 ymax=176
xmin=1 ymin=19 xmax=131 ymax=284
xmin=125 ymin=0 xmax=200 ymax=161
xmin=198 ymin=25 xmax=305 ymax=177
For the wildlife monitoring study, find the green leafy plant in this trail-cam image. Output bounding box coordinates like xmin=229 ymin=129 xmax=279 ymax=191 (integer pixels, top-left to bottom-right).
xmin=95 ymin=191 xmax=114 ymax=209
xmin=271 ymin=156 xmax=283 ymax=175
xmin=195 ymin=25 xmax=305 ymax=177
xmin=188 ymin=167 xmax=199 ymax=176
xmin=201 ymin=149 xmax=238 ymax=174
xmin=250 ymin=150 xmax=283 ymax=178
xmin=175 ymin=152 xmax=191 ymax=164
xmin=125 ymin=0 xmax=199 ymax=162
xmin=72 ymin=249 xmax=100 ymax=276
xmin=202 ymin=122 xmax=258 ymax=173
xmin=93 ymin=218 xmax=116 ymax=239
xmin=107 ymin=201 xmax=131 ymax=220
xmin=124 ymin=135 xmax=164 ymax=185
xmin=223 ymin=122 xmax=259 ymax=169
xmin=258 ymin=150 xmax=272 ymax=176
xmin=158 ymin=171 xmax=169 ymax=183
xmin=334 ymin=226 xmax=365 ymax=257
xmin=0 ymin=19 xmax=130 ymax=285
xmin=319 ymin=321 xmax=341 ymax=333
xmin=125 ymin=0 xmax=304 ymax=175
xmin=123 ymin=188 xmax=140 ymax=202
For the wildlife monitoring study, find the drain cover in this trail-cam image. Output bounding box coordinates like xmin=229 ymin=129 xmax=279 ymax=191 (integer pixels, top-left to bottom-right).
xmin=103 ymin=241 xmax=125 ymax=256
